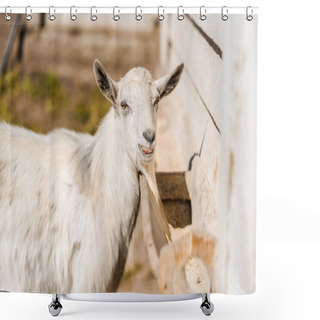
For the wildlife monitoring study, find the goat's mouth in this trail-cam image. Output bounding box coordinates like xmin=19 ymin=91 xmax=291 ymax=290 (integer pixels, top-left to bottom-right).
xmin=139 ymin=144 xmax=154 ymax=159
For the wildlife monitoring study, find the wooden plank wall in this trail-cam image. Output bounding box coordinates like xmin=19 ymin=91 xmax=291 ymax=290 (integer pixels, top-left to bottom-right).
xmin=158 ymin=14 xmax=257 ymax=294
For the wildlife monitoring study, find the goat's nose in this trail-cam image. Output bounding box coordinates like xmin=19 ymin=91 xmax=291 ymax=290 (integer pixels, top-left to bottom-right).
xmin=143 ymin=129 xmax=155 ymax=143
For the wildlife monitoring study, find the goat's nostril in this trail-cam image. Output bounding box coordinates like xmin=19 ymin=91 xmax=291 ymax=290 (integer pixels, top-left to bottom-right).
xmin=143 ymin=129 xmax=155 ymax=143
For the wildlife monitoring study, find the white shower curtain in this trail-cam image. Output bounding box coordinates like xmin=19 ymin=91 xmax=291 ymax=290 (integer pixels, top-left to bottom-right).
xmin=0 ymin=9 xmax=257 ymax=295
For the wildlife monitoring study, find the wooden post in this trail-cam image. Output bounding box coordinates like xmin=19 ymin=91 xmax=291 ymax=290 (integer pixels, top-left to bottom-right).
xmin=158 ymin=15 xmax=257 ymax=294
xmin=17 ymin=22 xmax=27 ymax=63
xmin=0 ymin=14 xmax=21 ymax=77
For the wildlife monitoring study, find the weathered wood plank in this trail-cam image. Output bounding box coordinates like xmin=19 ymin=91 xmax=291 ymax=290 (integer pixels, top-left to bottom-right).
xmin=141 ymin=172 xmax=193 ymax=277
xmin=186 ymin=14 xmax=226 ymax=56
xmin=197 ymin=116 xmax=220 ymax=191
xmin=160 ymin=14 xmax=223 ymax=128
xmin=156 ymin=46 xmax=220 ymax=174
xmin=159 ymin=14 xmax=257 ymax=294
xmin=140 ymin=175 xmax=162 ymax=278
xmin=185 ymin=155 xmax=218 ymax=238
xmin=216 ymin=15 xmax=257 ymax=294
xmin=159 ymin=232 xmax=215 ymax=294
xmin=186 ymin=15 xmax=223 ymax=59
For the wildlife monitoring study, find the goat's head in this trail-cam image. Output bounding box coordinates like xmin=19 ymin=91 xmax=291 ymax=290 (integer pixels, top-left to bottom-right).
xmin=93 ymin=59 xmax=184 ymax=169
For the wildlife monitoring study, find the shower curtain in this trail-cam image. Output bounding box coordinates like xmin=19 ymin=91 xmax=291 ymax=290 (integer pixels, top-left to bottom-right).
xmin=0 ymin=9 xmax=257 ymax=295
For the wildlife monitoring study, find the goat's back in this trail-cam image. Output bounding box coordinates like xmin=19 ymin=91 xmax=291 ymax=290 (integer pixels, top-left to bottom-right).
xmin=0 ymin=121 xmax=93 ymax=292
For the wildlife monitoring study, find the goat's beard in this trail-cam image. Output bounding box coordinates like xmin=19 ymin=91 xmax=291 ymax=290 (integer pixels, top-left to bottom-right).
xmin=139 ymin=160 xmax=158 ymax=201
xmin=139 ymin=159 xmax=172 ymax=242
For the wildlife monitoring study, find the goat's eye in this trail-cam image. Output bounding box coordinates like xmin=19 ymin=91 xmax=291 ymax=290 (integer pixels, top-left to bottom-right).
xmin=120 ymin=102 xmax=128 ymax=110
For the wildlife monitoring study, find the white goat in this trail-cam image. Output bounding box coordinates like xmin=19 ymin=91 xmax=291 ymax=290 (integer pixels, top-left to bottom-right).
xmin=0 ymin=60 xmax=184 ymax=293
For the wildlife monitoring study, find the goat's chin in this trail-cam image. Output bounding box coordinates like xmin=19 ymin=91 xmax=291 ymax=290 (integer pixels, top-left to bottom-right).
xmin=137 ymin=147 xmax=154 ymax=165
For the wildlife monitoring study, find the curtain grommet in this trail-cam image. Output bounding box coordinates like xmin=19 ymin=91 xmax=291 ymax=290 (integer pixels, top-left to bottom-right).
xmin=177 ymin=6 xmax=184 ymax=21
xmin=113 ymin=6 xmax=120 ymax=21
xmin=246 ymin=6 xmax=254 ymax=21
xmin=70 ymin=6 xmax=77 ymax=21
xmin=5 ymin=6 xmax=12 ymax=21
xmin=48 ymin=6 xmax=56 ymax=21
xmin=25 ymin=6 xmax=32 ymax=21
xmin=200 ymin=6 xmax=207 ymax=21
xmin=135 ymin=6 xmax=142 ymax=21
xmin=157 ymin=6 xmax=165 ymax=21
xmin=90 ymin=6 xmax=97 ymax=21
xmin=221 ymin=6 xmax=228 ymax=21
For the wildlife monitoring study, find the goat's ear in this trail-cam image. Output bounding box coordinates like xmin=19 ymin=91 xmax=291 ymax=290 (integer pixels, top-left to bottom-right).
xmin=155 ymin=63 xmax=184 ymax=99
xmin=93 ymin=59 xmax=118 ymax=105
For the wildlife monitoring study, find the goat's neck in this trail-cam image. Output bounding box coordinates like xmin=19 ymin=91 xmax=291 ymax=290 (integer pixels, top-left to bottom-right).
xmin=71 ymin=109 xmax=140 ymax=291
xmin=91 ymin=108 xmax=140 ymax=242
xmin=91 ymin=108 xmax=139 ymax=208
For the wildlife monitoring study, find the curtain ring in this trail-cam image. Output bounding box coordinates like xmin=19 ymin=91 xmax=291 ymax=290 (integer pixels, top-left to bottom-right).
xmin=4 ymin=6 xmax=12 ymax=21
xmin=200 ymin=6 xmax=207 ymax=21
xmin=157 ymin=6 xmax=164 ymax=21
xmin=113 ymin=6 xmax=120 ymax=21
xmin=135 ymin=6 xmax=142 ymax=21
xmin=246 ymin=6 xmax=254 ymax=21
xmin=90 ymin=6 xmax=97 ymax=21
xmin=177 ymin=6 xmax=184 ymax=21
xmin=25 ymin=6 xmax=32 ymax=21
xmin=221 ymin=6 xmax=228 ymax=21
xmin=70 ymin=6 xmax=77 ymax=21
xmin=48 ymin=6 xmax=56 ymax=21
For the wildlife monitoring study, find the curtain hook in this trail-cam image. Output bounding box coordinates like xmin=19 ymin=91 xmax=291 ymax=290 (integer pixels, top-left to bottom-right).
xmin=135 ymin=6 xmax=142 ymax=21
xmin=90 ymin=6 xmax=97 ymax=21
xmin=157 ymin=6 xmax=164 ymax=21
xmin=200 ymin=6 xmax=207 ymax=21
xmin=221 ymin=6 xmax=228 ymax=21
xmin=246 ymin=6 xmax=254 ymax=21
xmin=113 ymin=6 xmax=120 ymax=21
xmin=25 ymin=6 xmax=32 ymax=21
xmin=5 ymin=6 xmax=12 ymax=21
xmin=70 ymin=6 xmax=77 ymax=21
xmin=177 ymin=6 xmax=184 ymax=21
xmin=48 ymin=6 xmax=56 ymax=21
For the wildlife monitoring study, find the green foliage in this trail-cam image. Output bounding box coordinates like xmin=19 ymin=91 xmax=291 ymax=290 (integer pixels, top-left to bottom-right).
xmin=0 ymin=71 xmax=18 ymax=123
xmin=74 ymin=85 xmax=111 ymax=134
xmin=0 ymin=99 xmax=12 ymax=123
xmin=21 ymin=72 xmax=68 ymax=115
xmin=0 ymin=69 xmax=111 ymax=134
xmin=0 ymin=70 xmax=20 ymax=96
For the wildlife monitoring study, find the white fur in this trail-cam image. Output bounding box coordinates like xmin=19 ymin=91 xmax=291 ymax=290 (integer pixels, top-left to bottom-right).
xmin=0 ymin=60 xmax=183 ymax=293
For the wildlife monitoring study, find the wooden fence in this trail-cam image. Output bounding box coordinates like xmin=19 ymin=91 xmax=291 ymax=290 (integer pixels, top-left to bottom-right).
xmin=0 ymin=13 xmax=257 ymax=294
xmin=155 ymin=14 xmax=257 ymax=294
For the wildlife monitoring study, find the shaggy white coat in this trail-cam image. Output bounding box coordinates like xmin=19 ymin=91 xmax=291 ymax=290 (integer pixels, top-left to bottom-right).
xmin=0 ymin=60 xmax=183 ymax=293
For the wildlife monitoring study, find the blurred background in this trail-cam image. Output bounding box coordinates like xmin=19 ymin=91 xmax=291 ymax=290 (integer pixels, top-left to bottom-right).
xmin=0 ymin=14 xmax=159 ymax=134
